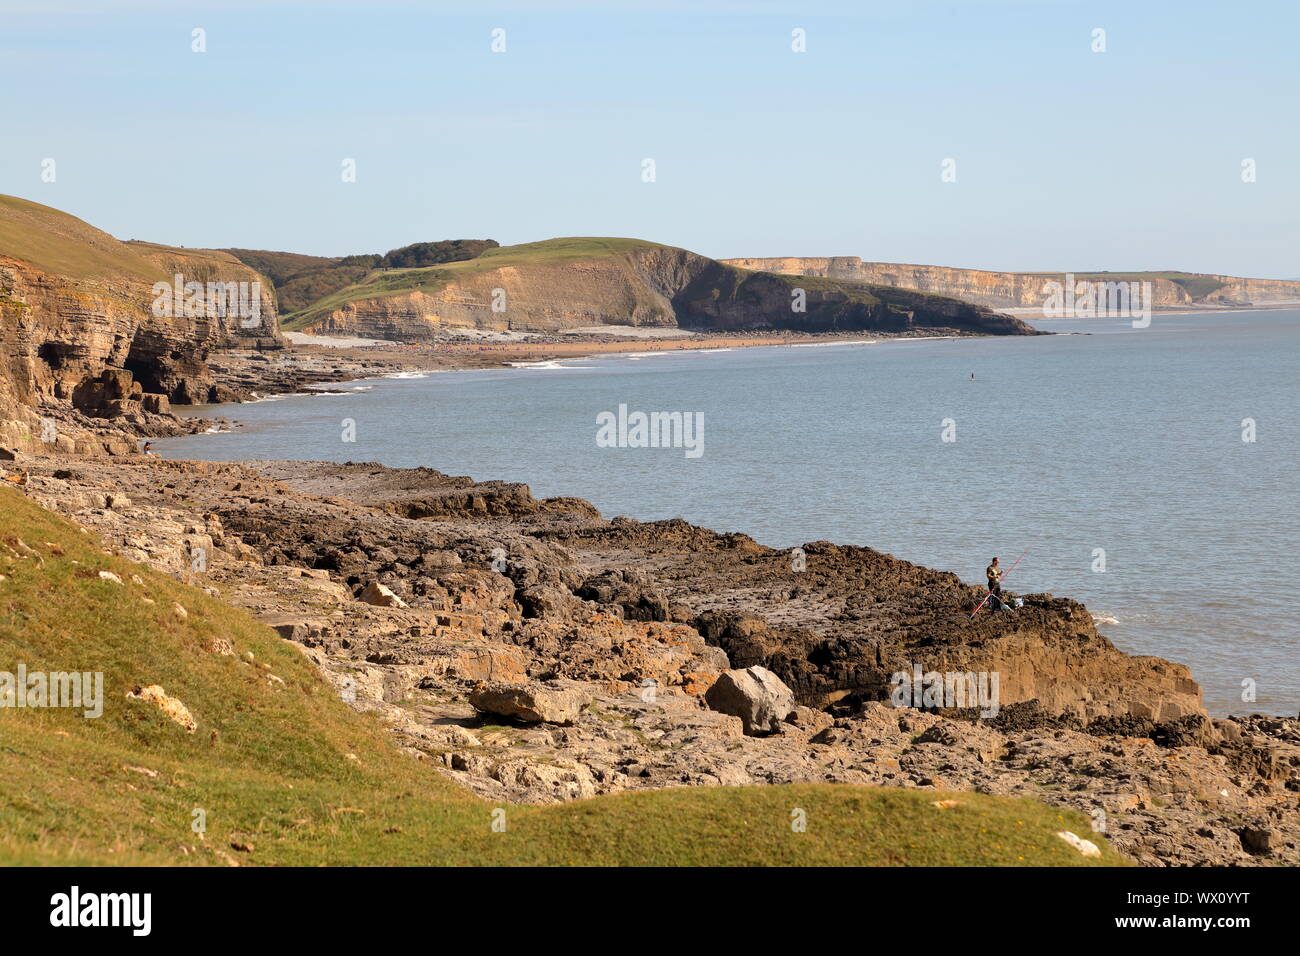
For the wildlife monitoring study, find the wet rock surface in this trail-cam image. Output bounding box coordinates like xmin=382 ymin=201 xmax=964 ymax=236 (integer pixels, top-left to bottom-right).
xmin=14 ymin=453 xmax=1300 ymax=866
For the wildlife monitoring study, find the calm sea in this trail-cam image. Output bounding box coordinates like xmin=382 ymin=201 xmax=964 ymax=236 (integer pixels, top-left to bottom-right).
xmin=156 ymin=310 xmax=1300 ymax=716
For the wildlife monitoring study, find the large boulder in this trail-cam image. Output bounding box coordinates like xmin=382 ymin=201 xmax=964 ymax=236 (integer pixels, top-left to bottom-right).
xmin=576 ymin=570 xmax=671 ymax=621
xmin=71 ymin=368 xmax=141 ymax=418
xmin=693 ymin=612 xmax=783 ymax=668
xmin=516 ymin=583 xmax=587 ymax=620
xmin=469 ymin=681 xmax=590 ymax=725
xmin=358 ymin=580 xmax=408 ymax=608
xmin=171 ymin=377 xmax=207 ymax=405
xmin=208 ymin=384 xmax=243 ymax=405
xmin=704 ymin=666 xmax=796 ymax=735
xmin=140 ymin=392 xmax=171 ymax=414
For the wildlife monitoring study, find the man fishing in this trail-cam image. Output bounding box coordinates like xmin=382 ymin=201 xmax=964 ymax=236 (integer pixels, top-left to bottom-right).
xmin=985 ymin=557 xmax=1003 ymax=609
xmin=972 ymin=550 xmax=1029 ymax=616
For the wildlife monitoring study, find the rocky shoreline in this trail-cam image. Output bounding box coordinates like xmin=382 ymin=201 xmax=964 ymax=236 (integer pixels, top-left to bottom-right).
xmin=201 ymin=328 xmax=992 ymax=404
xmin=7 ymin=449 xmax=1298 ymax=867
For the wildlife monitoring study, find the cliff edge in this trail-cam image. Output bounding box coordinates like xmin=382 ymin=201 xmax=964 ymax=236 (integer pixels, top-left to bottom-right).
xmin=0 ymin=195 xmax=281 ymax=452
xmin=721 ymin=256 xmax=1300 ymax=312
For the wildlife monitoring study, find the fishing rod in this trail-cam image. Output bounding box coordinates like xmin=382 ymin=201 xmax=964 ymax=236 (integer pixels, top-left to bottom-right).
xmin=970 ymin=549 xmax=1029 ymax=618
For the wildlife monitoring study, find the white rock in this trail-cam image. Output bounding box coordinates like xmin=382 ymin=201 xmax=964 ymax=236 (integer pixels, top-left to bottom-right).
xmin=1056 ymin=830 xmax=1102 ymax=858
xmin=125 ymin=684 xmax=196 ymax=733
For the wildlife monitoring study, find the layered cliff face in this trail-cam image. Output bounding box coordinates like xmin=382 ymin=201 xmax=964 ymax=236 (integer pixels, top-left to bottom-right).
xmin=722 ymin=257 xmax=1300 ymax=312
xmin=290 ymin=238 xmax=1035 ymax=339
xmin=0 ymin=196 xmax=280 ymax=429
xmin=305 ymin=242 xmax=686 ymax=337
xmin=674 ymin=262 xmax=1030 ymax=335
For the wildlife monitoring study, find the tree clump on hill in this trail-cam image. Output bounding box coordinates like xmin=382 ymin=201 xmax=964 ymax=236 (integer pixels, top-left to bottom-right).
xmin=379 ymin=239 xmax=498 ymax=269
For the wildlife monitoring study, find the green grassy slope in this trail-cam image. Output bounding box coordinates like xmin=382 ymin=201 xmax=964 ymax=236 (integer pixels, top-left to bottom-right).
xmin=279 ymin=237 xmax=673 ymax=330
xmin=0 ymin=195 xmax=268 ymax=292
xmin=0 ymin=195 xmax=168 ymax=282
xmin=227 ymin=241 xmax=500 ymax=317
xmin=0 ymin=487 xmax=1125 ymax=866
xmin=219 ymin=249 xmax=341 ymax=286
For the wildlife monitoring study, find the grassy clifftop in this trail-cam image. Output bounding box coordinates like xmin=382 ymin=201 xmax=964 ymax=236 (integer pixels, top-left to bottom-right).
xmin=225 ymin=239 xmax=500 ymax=316
xmin=280 ymin=237 xmax=671 ymax=330
xmin=0 ymin=195 xmax=169 ymax=283
xmin=0 ymin=195 xmax=257 ymax=286
xmin=0 ymin=486 xmax=1120 ymax=866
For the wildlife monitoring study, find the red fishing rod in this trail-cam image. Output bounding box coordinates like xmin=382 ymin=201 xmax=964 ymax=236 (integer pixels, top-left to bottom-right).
xmin=970 ymin=549 xmax=1028 ymax=618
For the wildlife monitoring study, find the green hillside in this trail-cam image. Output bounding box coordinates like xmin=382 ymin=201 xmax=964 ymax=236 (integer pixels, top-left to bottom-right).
xmin=278 ymin=237 xmax=670 ymax=330
xmin=0 ymin=486 xmax=1123 ymax=866
xmin=225 ymin=239 xmax=499 ymax=317
xmin=0 ymin=195 xmax=261 ymax=290
xmin=0 ymin=195 xmax=167 ymax=283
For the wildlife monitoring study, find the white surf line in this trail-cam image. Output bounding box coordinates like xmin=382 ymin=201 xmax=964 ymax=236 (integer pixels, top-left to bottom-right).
xmin=504 ymin=361 xmax=597 ymax=369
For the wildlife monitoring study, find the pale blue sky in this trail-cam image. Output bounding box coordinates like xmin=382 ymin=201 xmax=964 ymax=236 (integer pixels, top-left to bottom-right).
xmin=1 ymin=0 xmax=1295 ymax=276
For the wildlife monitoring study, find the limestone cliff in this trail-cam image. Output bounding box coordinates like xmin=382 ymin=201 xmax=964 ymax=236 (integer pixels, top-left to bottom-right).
xmin=0 ymin=195 xmax=280 ymax=429
xmin=291 ymin=239 xmax=1035 ymax=340
xmin=307 ymin=243 xmax=686 ymax=337
xmin=721 ymin=257 xmax=1300 ymax=312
